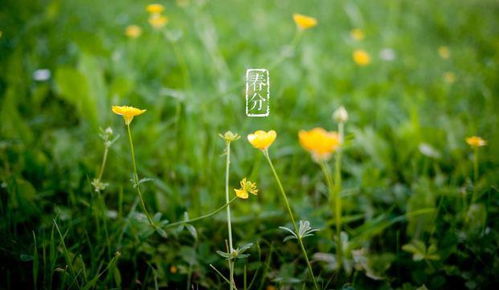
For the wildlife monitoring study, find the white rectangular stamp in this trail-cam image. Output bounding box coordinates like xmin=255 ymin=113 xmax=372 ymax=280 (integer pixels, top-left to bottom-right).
xmin=246 ymin=69 xmax=270 ymax=117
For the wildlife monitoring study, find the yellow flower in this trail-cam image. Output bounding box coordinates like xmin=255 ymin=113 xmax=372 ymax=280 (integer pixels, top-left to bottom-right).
xmin=438 ymin=46 xmax=450 ymax=59
xmin=146 ymin=3 xmax=165 ymax=14
xmin=299 ymin=128 xmax=340 ymax=161
xmin=443 ymin=72 xmax=456 ymax=84
xmin=170 ymin=265 xmax=178 ymax=274
xmin=234 ymin=178 xmax=258 ymax=199
xmin=149 ymin=14 xmax=168 ymax=29
xmin=466 ymin=136 xmax=486 ymax=148
xmin=125 ymin=25 xmax=142 ymax=38
xmin=112 ymin=105 xmax=146 ymax=125
xmin=293 ymin=13 xmax=318 ymax=30
xmin=247 ymin=130 xmax=277 ymax=150
xmin=353 ymin=49 xmax=371 ymax=66
xmin=350 ymin=28 xmax=364 ymax=41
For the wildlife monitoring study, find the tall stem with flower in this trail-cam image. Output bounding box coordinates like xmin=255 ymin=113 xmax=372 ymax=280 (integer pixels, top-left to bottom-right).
xmin=219 ymin=131 xmax=240 ymax=290
xmin=298 ymin=106 xmax=348 ymax=272
xmin=465 ymin=136 xmax=486 ymax=203
xmin=112 ymin=106 xmax=155 ymax=228
xmin=248 ymin=130 xmax=319 ymax=290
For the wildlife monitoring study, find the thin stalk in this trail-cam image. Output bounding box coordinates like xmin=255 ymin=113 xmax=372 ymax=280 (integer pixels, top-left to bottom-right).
xmin=96 ymin=145 xmax=109 ymax=182
xmin=319 ymin=160 xmax=335 ymax=216
xmin=165 ymin=197 xmax=238 ymax=229
xmin=94 ymin=142 xmax=111 ymax=256
xmin=263 ymin=150 xmax=319 ymax=290
xmin=473 ymin=148 xmax=479 ymax=183
xmin=126 ymin=124 xmax=154 ymax=227
xmin=334 ymin=122 xmax=344 ymax=270
xmin=471 ymin=148 xmax=479 ymax=203
xmin=224 ymin=142 xmax=236 ymax=290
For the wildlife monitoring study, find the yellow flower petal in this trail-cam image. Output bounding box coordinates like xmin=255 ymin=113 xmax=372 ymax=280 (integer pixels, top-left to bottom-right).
xmin=146 ymin=3 xmax=165 ymax=14
xmin=247 ymin=130 xmax=277 ymax=150
xmin=466 ymin=136 xmax=486 ymax=148
xmin=353 ymin=49 xmax=371 ymax=66
xmin=299 ymin=128 xmax=340 ymax=161
xmin=112 ymin=105 xmax=146 ymax=125
xmin=149 ymin=14 xmax=168 ymax=29
xmin=234 ymin=177 xmax=259 ymax=199
xmin=350 ymin=28 xmax=364 ymax=41
xmin=293 ymin=13 xmax=317 ymax=30
xmin=125 ymin=25 xmax=142 ymax=38
xmin=234 ymin=188 xmax=249 ymax=199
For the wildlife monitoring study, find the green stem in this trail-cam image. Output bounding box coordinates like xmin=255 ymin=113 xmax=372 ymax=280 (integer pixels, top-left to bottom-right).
xmin=97 ymin=145 xmax=109 ymax=182
xmin=224 ymin=142 xmax=236 ymax=290
xmin=126 ymin=123 xmax=154 ymax=227
xmin=471 ymin=148 xmax=479 ymax=203
xmin=333 ymin=122 xmax=345 ymax=271
xmin=263 ymin=150 xmax=319 ymax=290
xmin=319 ymin=160 xmax=335 ymax=216
xmin=165 ymin=197 xmax=237 ymax=229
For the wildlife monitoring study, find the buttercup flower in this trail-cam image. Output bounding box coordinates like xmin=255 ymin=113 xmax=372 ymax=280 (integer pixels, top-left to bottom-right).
xmin=293 ymin=13 xmax=318 ymax=30
xmin=146 ymin=3 xmax=165 ymax=14
xmin=125 ymin=25 xmax=142 ymax=38
xmin=353 ymin=49 xmax=371 ymax=66
xmin=299 ymin=128 xmax=340 ymax=161
xmin=112 ymin=105 xmax=146 ymax=125
xmin=350 ymin=28 xmax=364 ymax=41
xmin=247 ymin=130 xmax=277 ymax=150
xmin=466 ymin=136 xmax=486 ymax=148
xmin=438 ymin=46 xmax=450 ymax=59
xmin=149 ymin=14 xmax=168 ymax=29
xmin=234 ymin=178 xmax=258 ymax=199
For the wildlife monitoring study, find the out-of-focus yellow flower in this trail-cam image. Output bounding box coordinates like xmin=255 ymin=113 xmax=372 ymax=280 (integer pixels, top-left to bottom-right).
xmin=293 ymin=13 xmax=317 ymax=30
xmin=266 ymin=286 xmax=277 ymax=290
xmin=353 ymin=49 xmax=371 ymax=66
xmin=125 ymin=25 xmax=142 ymax=38
xmin=299 ymin=128 xmax=340 ymax=161
xmin=146 ymin=3 xmax=165 ymax=14
xmin=350 ymin=28 xmax=364 ymax=41
xmin=234 ymin=178 xmax=258 ymax=199
xmin=112 ymin=105 xmax=146 ymax=125
xmin=149 ymin=14 xmax=168 ymax=29
xmin=0 ymin=31 xmax=3 ymax=38
xmin=466 ymin=136 xmax=486 ymax=148
xmin=170 ymin=265 xmax=178 ymax=274
xmin=247 ymin=130 xmax=277 ymax=150
xmin=438 ymin=46 xmax=450 ymax=59
xmin=443 ymin=72 xmax=455 ymax=84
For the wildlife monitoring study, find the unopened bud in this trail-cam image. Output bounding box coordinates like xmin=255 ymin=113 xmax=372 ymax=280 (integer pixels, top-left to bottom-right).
xmin=219 ymin=131 xmax=241 ymax=143
xmin=333 ymin=106 xmax=348 ymax=123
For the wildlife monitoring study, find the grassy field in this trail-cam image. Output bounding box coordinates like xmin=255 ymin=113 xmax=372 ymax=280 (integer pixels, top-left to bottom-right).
xmin=1 ymin=0 xmax=498 ymax=289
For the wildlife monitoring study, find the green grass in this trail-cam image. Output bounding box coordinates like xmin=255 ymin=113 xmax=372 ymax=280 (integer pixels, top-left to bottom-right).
xmin=1 ymin=0 xmax=498 ymax=289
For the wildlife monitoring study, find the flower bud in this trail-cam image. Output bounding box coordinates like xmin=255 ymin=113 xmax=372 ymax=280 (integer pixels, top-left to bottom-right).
xmin=333 ymin=106 xmax=348 ymax=123
xmin=219 ymin=131 xmax=240 ymax=143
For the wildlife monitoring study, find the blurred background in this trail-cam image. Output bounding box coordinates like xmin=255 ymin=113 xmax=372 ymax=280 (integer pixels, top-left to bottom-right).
xmin=1 ymin=0 xmax=498 ymax=289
